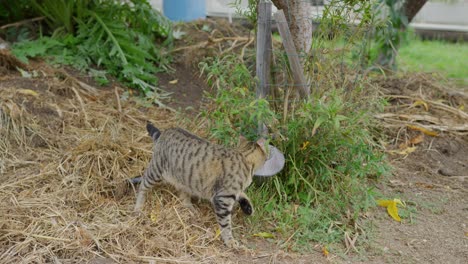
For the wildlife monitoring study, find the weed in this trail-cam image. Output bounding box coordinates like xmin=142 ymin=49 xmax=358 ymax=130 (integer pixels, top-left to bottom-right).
xmin=199 ymin=51 xmax=388 ymax=250
xmin=196 ymin=0 xmax=390 ymax=250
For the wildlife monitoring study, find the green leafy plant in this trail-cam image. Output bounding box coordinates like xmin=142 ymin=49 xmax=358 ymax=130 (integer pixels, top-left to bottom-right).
xmin=230 ymin=0 xmax=258 ymax=28
xmin=199 ymin=52 xmax=388 ymax=249
xmin=11 ymin=0 xmax=173 ymax=99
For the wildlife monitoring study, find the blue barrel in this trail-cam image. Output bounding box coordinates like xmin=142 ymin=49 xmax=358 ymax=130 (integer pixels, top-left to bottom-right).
xmin=163 ymin=0 xmax=206 ymax=22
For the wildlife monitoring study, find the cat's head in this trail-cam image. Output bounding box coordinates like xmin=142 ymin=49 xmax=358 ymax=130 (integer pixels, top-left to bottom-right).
xmin=237 ymin=135 xmax=268 ymax=171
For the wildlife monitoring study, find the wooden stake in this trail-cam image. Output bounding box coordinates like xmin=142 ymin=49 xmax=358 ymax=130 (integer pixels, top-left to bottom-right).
xmin=274 ymin=10 xmax=310 ymax=98
xmin=256 ymin=0 xmax=273 ymax=136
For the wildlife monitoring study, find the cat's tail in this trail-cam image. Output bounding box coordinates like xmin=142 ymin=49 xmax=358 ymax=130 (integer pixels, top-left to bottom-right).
xmin=112 ymin=175 xmax=141 ymax=200
xmin=146 ymin=121 xmax=161 ymax=141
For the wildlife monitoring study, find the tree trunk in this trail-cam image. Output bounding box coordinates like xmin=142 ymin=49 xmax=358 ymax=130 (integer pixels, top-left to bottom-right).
xmin=270 ymin=0 xmax=312 ymax=54
xmin=375 ymin=0 xmax=427 ymax=70
xmin=403 ymin=0 xmax=427 ymax=26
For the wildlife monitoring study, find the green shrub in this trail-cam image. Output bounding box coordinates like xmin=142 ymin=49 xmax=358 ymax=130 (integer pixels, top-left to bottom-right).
xmin=199 ymin=53 xmax=388 ymax=249
xmin=11 ymin=0 xmax=172 ymax=98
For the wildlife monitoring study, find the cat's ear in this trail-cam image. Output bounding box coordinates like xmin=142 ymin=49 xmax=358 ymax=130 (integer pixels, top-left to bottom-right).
xmin=256 ymin=138 xmax=267 ymax=153
xmin=238 ymin=134 xmax=248 ymax=146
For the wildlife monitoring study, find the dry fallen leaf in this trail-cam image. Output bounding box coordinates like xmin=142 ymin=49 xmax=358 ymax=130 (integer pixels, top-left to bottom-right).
xmin=415 ymin=182 xmax=434 ymax=189
xmin=409 ymin=133 xmax=424 ymax=145
xmin=377 ymin=199 xmax=405 ymax=222
xmin=407 ymin=125 xmax=438 ymax=137
xmin=4 ymin=101 xmax=21 ymax=118
xmin=18 ymin=89 xmax=39 ymax=97
xmin=388 ymin=146 xmax=417 ymax=155
xmin=214 ymin=228 xmax=221 ymax=240
xmin=150 ymin=210 xmax=158 ymax=223
xmin=169 ymin=79 xmax=178 ymax=84
xmin=252 ymin=232 xmax=275 ymax=239
xmin=322 ymin=246 xmax=329 ymax=257
xmin=412 ymin=100 xmax=429 ymax=111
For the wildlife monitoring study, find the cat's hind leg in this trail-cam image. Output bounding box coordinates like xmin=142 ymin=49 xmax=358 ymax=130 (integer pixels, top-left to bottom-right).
xmin=212 ymin=194 xmax=238 ymax=248
xmin=134 ymin=163 xmax=162 ymax=212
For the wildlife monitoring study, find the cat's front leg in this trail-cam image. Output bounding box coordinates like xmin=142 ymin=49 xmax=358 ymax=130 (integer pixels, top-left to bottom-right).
xmin=212 ymin=194 xmax=238 ymax=248
xmin=238 ymin=191 xmax=254 ymax=215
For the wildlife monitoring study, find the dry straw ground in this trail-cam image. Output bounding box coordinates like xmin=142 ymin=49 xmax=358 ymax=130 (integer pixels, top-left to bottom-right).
xmin=0 ymin=50 xmax=260 ymax=263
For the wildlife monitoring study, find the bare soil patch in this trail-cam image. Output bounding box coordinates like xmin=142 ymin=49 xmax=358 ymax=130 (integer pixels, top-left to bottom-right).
xmin=157 ymin=62 xmax=210 ymax=115
xmin=363 ymin=74 xmax=468 ymax=264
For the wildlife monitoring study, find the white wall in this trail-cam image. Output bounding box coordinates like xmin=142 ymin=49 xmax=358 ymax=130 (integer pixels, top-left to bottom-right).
xmin=149 ymin=0 xmax=468 ymax=27
xmin=413 ymin=1 xmax=468 ymax=26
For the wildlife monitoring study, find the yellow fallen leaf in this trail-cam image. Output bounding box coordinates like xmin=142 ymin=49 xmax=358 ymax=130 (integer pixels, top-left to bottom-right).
xmin=407 ymin=125 xmax=438 ymax=137
xmin=150 ymin=211 xmax=158 ymax=223
xmin=459 ymin=104 xmax=464 ymax=111
xmin=377 ymin=199 xmax=405 ymax=222
xmin=300 ymin=141 xmax=310 ymax=150
xmin=388 ymin=146 xmax=417 ymax=155
xmin=252 ymin=232 xmax=275 ymax=239
xmin=412 ymin=100 xmax=429 ymax=111
xmin=322 ymin=246 xmax=329 ymax=257
xmin=169 ymin=79 xmax=178 ymax=84
xmin=214 ymin=228 xmax=221 ymax=240
xmin=18 ymin=89 xmax=39 ymax=97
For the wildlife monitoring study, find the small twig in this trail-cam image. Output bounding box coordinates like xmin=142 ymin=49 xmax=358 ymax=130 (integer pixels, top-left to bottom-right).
xmin=0 ymin=16 xmax=45 ymax=30
xmin=282 ymin=87 xmax=291 ymax=124
xmin=239 ymin=37 xmax=254 ymax=62
xmin=114 ymin=86 xmax=122 ymax=113
xmin=384 ymin=94 xmax=468 ymax=119
xmin=2 ymin=230 xmax=72 ymax=242
xmin=70 ymin=86 xmax=90 ymax=127
xmin=136 ymin=256 xmax=199 ymax=264
xmin=171 ymin=37 xmax=250 ymax=53
xmin=173 ymin=206 xmax=187 ymax=253
xmin=220 ymin=39 xmax=240 ymax=55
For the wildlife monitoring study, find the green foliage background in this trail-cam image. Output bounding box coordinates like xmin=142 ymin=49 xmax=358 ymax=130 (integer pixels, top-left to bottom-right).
xmin=8 ymin=0 xmax=173 ymax=99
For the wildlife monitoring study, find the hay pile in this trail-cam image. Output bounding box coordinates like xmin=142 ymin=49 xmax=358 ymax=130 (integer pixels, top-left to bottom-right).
xmin=0 ymin=59 xmax=251 ymax=263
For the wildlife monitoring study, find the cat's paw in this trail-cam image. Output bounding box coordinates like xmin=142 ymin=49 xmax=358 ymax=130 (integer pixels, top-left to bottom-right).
xmin=184 ymin=205 xmax=200 ymax=217
xmin=224 ymin=239 xmax=240 ymax=249
xmin=132 ymin=209 xmax=144 ymax=218
xmin=239 ymin=198 xmax=254 ymax=215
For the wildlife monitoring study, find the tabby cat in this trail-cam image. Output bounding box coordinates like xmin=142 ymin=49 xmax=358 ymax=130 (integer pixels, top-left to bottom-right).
xmin=134 ymin=122 xmax=267 ymax=247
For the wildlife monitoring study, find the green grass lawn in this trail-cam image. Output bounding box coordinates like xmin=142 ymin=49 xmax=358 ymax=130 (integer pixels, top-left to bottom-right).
xmin=398 ymin=38 xmax=468 ymax=85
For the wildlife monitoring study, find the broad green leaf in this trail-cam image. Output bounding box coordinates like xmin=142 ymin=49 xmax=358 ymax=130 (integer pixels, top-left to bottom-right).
xmin=312 ymin=116 xmax=327 ymax=136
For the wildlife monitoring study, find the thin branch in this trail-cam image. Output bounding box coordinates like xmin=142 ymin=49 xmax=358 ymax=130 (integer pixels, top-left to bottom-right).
xmin=0 ymin=17 xmax=45 ymax=30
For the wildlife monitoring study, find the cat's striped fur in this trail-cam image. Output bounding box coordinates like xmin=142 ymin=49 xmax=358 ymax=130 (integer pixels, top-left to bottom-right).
xmin=134 ymin=122 xmax=267 ymax=247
